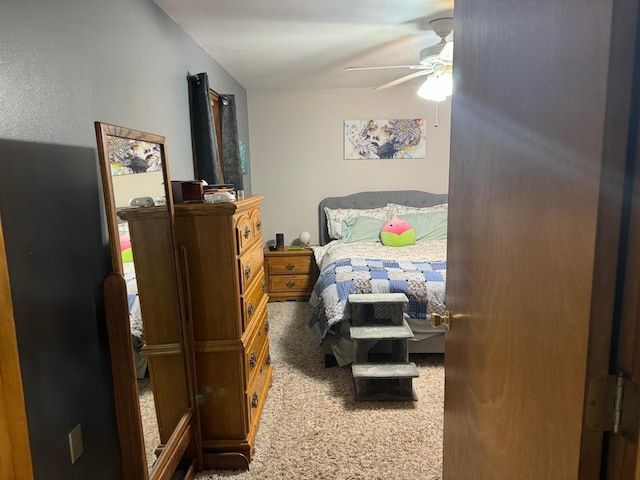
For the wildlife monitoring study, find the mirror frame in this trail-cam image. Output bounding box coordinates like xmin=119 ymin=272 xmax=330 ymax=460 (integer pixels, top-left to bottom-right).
xmin=94 ymin=122 xmax=200 ymax=480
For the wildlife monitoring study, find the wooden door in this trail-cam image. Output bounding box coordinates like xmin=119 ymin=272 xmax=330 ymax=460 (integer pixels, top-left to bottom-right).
xmin=0 ymin=214 xmax=33 ymax=480
xmin=442 ymin=0 xmax=639 ymax=478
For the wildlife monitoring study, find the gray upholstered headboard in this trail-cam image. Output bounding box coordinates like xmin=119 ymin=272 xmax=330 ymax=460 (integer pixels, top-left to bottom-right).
xmin=318 ymin=190 xmax=448 ymax=245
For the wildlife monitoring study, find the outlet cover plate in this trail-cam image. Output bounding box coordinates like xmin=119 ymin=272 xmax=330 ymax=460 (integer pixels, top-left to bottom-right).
xmin=68 ymin=424 xmax=83 ymax=464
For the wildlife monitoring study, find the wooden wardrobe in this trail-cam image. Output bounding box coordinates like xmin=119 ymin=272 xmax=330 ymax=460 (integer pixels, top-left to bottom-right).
xmin=122 ymin=195 xmax=271 ymax=470
xmin=173 ymin=195 xmax=271 ymax=469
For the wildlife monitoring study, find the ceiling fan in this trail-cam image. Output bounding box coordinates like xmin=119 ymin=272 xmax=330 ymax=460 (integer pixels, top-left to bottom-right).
xmin=345 ymin=17 xmax=454 ymax=101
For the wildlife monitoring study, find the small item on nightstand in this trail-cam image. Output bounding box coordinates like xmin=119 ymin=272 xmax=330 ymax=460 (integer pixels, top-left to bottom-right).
xmin=299 ymin=231 xmax=311 ymax=246
xmin=276 ymin=233 xmax=284 ymax=251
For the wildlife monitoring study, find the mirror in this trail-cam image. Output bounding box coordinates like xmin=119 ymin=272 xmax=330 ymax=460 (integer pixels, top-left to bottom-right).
xmin=95 ymin=122 xmax=199 ymax=479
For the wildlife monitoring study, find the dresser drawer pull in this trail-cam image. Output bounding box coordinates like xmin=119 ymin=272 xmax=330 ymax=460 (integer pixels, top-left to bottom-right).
xmin=255 ymin=220 xmax=262 ymax=231
xmin=249 ymin=352 xmax=257 ymax=368
xmin=251 ymin=393 xmax=259 ymax=409
xmin=264 ymin=320 xmax=269 ymax=333
xmin=285 ymin=263 xmax=295 ymax=270
xmin=262 ymin=279 xmax=267 ymax=292
xmin=243 ymin=226 xmax=251 ymax=239
xmin=245 ymin=266 xmax=251 ymax=280
xmin=266 ymin=353 xmax=271 ymax=366
xmin=247 ymin=303 xmax=254 ymax=317
xmin=286 ymin=281 xmax=295 ymax=288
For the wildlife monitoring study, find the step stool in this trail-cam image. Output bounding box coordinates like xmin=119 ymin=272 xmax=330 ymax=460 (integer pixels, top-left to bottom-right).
xmin=349 ymin=293 xmax=419 ymax=401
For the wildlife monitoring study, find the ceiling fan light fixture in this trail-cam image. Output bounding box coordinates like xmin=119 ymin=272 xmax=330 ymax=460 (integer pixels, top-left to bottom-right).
xmin=419 ymin=43 xmax=445 ymax=65
xmin=429 ymin=17 xmax=454 ymax=40
xmin=440 ymin=42 xmax=454 ymax=63
xmin=417 ymin=71 xmax=453 ymax=102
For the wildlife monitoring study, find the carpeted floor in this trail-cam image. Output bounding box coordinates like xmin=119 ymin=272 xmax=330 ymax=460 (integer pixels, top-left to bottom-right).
xmin=138 ymin=377 xmax=160 ymax=470
xmin=139 ymin=301 xmax=444 ymax=479
xmin=194 ymin=301 xmax=444 ymax=480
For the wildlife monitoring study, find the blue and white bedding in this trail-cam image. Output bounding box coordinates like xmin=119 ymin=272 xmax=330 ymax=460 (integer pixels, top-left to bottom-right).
xmin=123 ymin=260 xmax=148 ymax=378
xmin=308 ymin=239 xmax=447 ymax=345
xmin=123 ymin=261 xmax=143 ymax=342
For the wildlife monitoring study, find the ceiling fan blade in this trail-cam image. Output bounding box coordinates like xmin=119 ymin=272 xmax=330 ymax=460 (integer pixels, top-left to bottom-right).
xmin=374 ymin=69 xmax=433 ymax=90
xmin=345 ymin=65 xmax=426 ymax=71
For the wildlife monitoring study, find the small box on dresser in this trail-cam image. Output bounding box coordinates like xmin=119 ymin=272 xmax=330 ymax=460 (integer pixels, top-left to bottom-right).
xmin=264 ymin=248 xmax=319 ymax=302
xmin=173 ymin=195 xmax=271 ymax=470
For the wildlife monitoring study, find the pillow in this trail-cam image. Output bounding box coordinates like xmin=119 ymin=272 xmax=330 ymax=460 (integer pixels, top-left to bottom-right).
xmin=324 ymin=205 xmax=391 ymax=240
xmin=341 ymin=216 xmax=386 ymax=243
xmin=398 ymin=211 xmax=448 ymax=241
xmin=380 ymin=217 xmax=416 ymax=247
xmin=387 ymin=202 xmax=448 ymax=217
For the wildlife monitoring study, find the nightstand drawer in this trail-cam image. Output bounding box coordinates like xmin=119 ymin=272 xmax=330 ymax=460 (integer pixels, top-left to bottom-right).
xmin=268 ymin=274 xmax=313 ymax=293
xmin=266 ymin=254 xmax=313 ymax=275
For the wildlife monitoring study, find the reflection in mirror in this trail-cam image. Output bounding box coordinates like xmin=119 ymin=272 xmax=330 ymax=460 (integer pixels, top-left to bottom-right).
xmin=95 ymin=122 xmax=197 ymax=479
xmin=109 ymin=137 xmax=165 ymax=469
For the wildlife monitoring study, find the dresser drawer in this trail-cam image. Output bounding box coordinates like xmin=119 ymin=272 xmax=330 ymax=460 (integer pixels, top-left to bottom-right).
xmin=235 ymin=207 xmax=263 ymax=255
xmin=235 ymin=213 xmax=254 ymax=254
xmin=268 ymin=274 xmax=313 ymax=293
xmin=244 ymin=302 xmax=269 ymax=387
xmin=249 ymin=208 xmax=263 ymax=242
xmin=246 ymin=340 xmax=271 ymax=435
xmin=241 ymin=269 xmax=267 ymax=332
xmin=238 ymin=242 xmax=264 ymax=293
xmin=266 ymin=254 xmax=313 ymax=275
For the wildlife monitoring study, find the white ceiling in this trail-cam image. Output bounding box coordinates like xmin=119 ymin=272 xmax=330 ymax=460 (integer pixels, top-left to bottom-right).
xmin=154 ymin=0 xmax=454 ymax=91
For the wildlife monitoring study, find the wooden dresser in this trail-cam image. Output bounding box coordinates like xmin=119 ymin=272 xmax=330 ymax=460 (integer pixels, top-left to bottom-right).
xmin=173 ymin=195 xmax=271 ymax=470
xmin=263 ymin=248 xmax=318 ymax=302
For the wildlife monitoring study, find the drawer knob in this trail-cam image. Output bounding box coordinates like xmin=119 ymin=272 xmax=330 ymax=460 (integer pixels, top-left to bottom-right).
xmin=286 ymin=281 xmax=295 ymax=288
xmin=247 ymin=303 xmax=254 ymax=317
xmin=285 ymin=263 xmax=295 ymax=270
xmin=262 ymin=279 xmax=267 ymax=292
xmin=251 ymin=393 xmax=259 ymax=409
xmin=245 ymin=266 xmax=251 ymax=280
xmin=244 ymin=226 xmax=251 ymax=239
xmin=255 ymin=220 xmax=262 ymax=231
xmin=266 ymin=353 xmax=271 ymax=366
xmin=249 ymin=352 xmax=257 ymax=368
xmin=264 ymin=320 xmax=269 ymax=333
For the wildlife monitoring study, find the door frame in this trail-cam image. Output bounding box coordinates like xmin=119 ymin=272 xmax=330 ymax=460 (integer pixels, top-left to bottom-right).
xmin=0 ymin=213 xmax=33 ymax=480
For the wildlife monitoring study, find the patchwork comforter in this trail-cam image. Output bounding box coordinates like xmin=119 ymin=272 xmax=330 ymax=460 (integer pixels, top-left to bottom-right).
xmin=309 ymin=239 xmax=447 ymax=344
xmin=123 ymin=261 xmax=144 ymax=344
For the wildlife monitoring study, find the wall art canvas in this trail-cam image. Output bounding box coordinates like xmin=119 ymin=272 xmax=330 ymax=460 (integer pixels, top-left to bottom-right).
xmin=344 ymin=119 xmax=426 ymax=160
xmin=107 ymin=136 xmax=163 ymax=175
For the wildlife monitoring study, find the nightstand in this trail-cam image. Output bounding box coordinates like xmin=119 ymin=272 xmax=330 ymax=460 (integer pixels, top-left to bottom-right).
xmin=263 ymin=248 xmax=319 ymax=302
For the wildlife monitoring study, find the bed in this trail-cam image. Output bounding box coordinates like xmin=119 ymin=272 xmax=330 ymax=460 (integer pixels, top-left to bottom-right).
xmin=308 ymin=190 xmax=448 ymax=366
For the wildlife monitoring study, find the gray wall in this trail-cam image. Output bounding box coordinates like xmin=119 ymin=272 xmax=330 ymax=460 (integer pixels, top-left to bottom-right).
xmin=0 ymin=0 xmax=248 ymax=478
xmin=249 ymin=88 xmax=451 ymax=247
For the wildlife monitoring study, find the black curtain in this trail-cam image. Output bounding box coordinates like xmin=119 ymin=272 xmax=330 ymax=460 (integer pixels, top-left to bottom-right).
xmin=219 ymin=94 xmax=244 ymax=190
xmin=189 ymin=72 xmax=223 ymax=185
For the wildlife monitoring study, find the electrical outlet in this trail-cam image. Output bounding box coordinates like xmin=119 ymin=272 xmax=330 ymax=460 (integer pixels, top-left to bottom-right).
xmin=68 ymin=424 xmax=84 ymax=464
